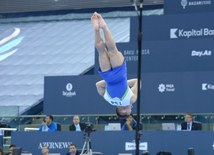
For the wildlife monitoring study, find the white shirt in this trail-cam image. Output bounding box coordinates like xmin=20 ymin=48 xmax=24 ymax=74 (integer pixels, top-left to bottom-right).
xmin=104 ymin=86 xmax=133 ymax=107
xmin=75 ymin=124 xmax=81 ymax=131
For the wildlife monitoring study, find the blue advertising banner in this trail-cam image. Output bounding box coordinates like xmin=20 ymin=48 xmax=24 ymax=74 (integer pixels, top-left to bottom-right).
xmin=164 ymin=0 xmax=214 ymax=15
xmin=130 ymin=12 xmax=214 ymax=41
xmin=43 ymin=75 xmax=128 ymax=115
xmin=11 ymin=131 xmax=214 ymax=155
xmin=140 ymin=71 xmax=214 ymax=113
xmin=94 ymin=39 xmax=214 ymax=74
xmin=44 ymin=71 xmax=214 ymax=114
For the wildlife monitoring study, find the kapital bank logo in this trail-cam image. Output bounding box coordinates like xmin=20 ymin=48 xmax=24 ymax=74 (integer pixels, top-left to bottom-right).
xmin=0 ymin=28 xmax=24 ymax=62
xmin=202 ymin=83 xmax=214 ymax=91
xmin=62 ymin=83 xmax=76 ymax=97
xmin=170 ymin=28 xmax=214 ymax=39
xmin=181 ymin=0 xmax=212 ymax=9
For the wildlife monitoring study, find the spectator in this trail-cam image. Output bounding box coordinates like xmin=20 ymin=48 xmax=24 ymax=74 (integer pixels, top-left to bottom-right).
xmin=66 ymin=144 xmax=79 ymax=155
xmin=119 ymin=118 xmax=127 ymax=128
xmin=38 ymin=115 xmax=57 ymax=131
xmin=0 ymin=147 xmax=4 ymax=155
xmin=181 ymin=113 xmax=200 ymax=131
xmin=69 ymin=116 xmax=86 ymax=131
xmin=6 ymin=144 xmax=16 ymax=155
xmin=121 ymin=114 xmax=137 ymax=131
xmin=42 ymin=146 xmax=49 ymax=155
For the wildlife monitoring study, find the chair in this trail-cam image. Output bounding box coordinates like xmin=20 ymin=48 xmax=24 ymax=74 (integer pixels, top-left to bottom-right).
xmin=194 ymin=121 xmax=202 ymax=130
xmin=56 ymin=122 xmax=61 ymax=131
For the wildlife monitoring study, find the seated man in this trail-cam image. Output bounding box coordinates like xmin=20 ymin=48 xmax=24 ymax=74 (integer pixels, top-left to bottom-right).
xmin=69 ymin=116 xmax=86 ymax=131
xmin=6 ymin=144 xmax=16 ymax=155
xmin=121 ymin=114 xmax=137 ymax=131
xmin=181 ymin=113 xmax=200 ymax=131
xmin=38 ymin=115 xmax=57 ymax=131
xmin=66 ymin=144 xmax=80 ymax=155
xmin=42 ymin=146 xmax=49 ymax=155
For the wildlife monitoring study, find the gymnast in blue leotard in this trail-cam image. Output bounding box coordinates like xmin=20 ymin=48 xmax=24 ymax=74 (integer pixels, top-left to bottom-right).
xmin=91 ymin=12 xmax=141 ymax=119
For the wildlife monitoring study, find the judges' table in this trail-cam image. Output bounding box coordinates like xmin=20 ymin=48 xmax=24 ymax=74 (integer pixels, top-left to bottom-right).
xmin=12 ymin=131 xmax=214 ymax=155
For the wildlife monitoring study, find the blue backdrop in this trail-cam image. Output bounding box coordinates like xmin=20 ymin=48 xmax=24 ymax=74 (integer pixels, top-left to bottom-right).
xmin=94 ymin=39 xmax=214 ymax=73
xmin=11 ymin=131 xmax=214 ymax=155
xmin=44 ymin=72 xmax=214 ymax=114
xmin=164 ymin=0 xmax=214 ymax=14
xmin=130 ymin=12 xmax=214 ymax=41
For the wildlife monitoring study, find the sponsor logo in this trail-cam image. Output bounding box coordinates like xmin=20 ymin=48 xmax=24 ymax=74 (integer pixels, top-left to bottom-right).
xmin=202 ymin=83 xmax=214 ymax=90
xmin=158 ymin=83 xmax=175 ymax=93
xmin=38 ymin=142 xmax=72 ymax=149
xmin=181 ymin=0 xmax=212 ymax=9
xmin=0 ymin=28 xmax=24 ymax=62
xmin=170 ymin=28 xmax=214 ymax=39
xmin=181 ymin=0 xmax=188 ymax=9
xmin=212 ymin=142 xmax=214 ymax=150
xmin=62 ymin=83 xmax=76 ymax=97
xmin=125 ymin=140 xmax=148 ymax=151
xmin=191 ymin=50 xmax=212 ymax=57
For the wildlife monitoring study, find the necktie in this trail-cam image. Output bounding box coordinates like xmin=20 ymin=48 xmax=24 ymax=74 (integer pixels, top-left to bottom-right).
xmin=187 ymin=124 xmax=190 ymax=130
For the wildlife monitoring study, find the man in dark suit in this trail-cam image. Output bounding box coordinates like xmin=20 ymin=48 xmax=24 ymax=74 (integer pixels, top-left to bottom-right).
xmin=66 ymin=144 xmax=79 ymax=155
xmin=69 ymin=116 xmax=86 ymax=131
xmin=181 ymin=113 xmax=200 ymax=131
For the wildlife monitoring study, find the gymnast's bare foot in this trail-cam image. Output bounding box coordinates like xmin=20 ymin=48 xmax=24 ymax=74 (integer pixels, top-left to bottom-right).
xmin=96 ymin=13 xmax=107 ymax=29
xmin=91 ymin=12 xmax=99 ymax=30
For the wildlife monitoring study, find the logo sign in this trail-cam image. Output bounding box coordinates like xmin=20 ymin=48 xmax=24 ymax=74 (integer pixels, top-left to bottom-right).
xmin=202 ymin=83 xmax=214 ymax=90
xmin=181 ymin=0 xmax=188 ymax=9
xmin=0 ymin=28 xmax=24 ymax=62
xmin=212 ymin=142 xmax=214 ymax=150
xmin=125 ymin=141 xmax=148 ymax=151
xmin=191 ymin=50 xmax=212 ymax=57
xmin=181 ymin=0 xmax=212 ymax=9
xmin=38 ymin=142 xmax=72 ymax=149
xmin=158 ymin=83 xmax=175 ymax=93
xmin=170 ymin=28 xmax=214 ymax=39
xmin=62 ymin=83 xmax=76 ymax=97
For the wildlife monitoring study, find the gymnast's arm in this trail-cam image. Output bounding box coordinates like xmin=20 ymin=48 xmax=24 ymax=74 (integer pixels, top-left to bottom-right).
xmin=96 ymin=80 xmax=106 ymax=97
xmin=127 ymin=79 xmax=141 ymax=101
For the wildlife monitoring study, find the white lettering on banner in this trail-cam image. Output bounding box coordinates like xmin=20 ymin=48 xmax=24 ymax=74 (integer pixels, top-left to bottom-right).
xmin=62 ymin=91 xmax=76 ymax=97
xmin=125 ymin=141 xmax=148 ymax=151
xmin=202 ymin=83 xmax=214 ymax=90
xmin=170 ymin=28 xmax=214 ymax=39
xmin=62 ymin=83 xmax=76 ymax=97
xmin=38 ymin=142 xmax=72 ymax=149
xmin=189 ymin=1 xmax=211 ymax=6
xmin=124 ymin=56 xmax=138 ymax=61
xmin=123 ymin=49 xmax=150 ymax=62
xmin=124 ymin=50 xmax=135 ymax=55
xmin=212 ymin=142 xmax=214 ymax=150
xmin=181 ymin=0 xmax=212 ymax=9
xmin=158 ymin=83 xmax=175 ymax=93
xmin=179 ymin=29 xmax=203 ymax=38
xmin=204 ymin=28 xmax=214 ymax=35
xmin=191 ymin=50 xmax=212 ymax=57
